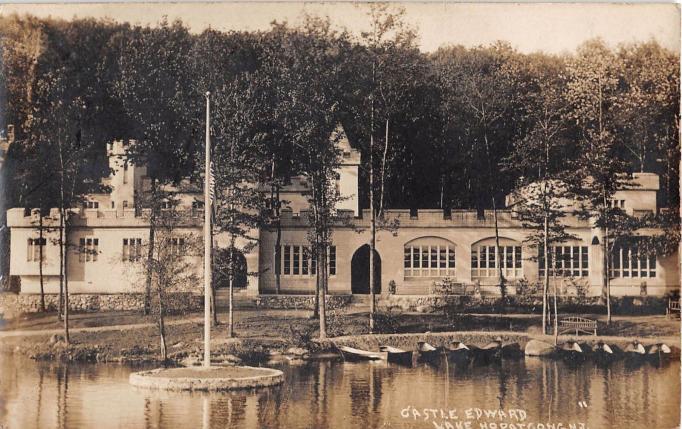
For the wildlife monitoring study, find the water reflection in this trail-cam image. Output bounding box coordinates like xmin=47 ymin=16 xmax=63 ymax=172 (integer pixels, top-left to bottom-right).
xmin=0 ymin=353 xmax=679 ymax=429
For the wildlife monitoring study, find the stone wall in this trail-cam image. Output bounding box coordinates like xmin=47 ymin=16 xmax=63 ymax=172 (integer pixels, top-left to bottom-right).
xmin=0 ymin=292 xmax=203 ymax=318
xmin=255 ymin=294 xmax=353 ymax=310
xmin=378 ymin=294 xmax=670 ymax=314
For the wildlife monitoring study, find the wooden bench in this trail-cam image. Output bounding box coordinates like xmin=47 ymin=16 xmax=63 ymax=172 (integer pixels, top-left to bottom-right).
xmin=666 ymin=298 xmax=680 ymax=318
xmin=559 ymin=316 xmax=597 ymax=336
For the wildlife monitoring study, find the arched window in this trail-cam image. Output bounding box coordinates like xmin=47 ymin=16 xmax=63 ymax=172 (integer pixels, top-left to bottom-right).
xmin=404 ymin=237 xmax=456 ymax=278
xmin=471 ymin=238 xmax=522 ymax=279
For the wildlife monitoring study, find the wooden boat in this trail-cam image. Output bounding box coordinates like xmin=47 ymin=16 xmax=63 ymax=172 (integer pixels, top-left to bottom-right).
xmin=445 ymin=341 xmax=474 ymax=361
xmin=624 ymin=341 xmax=646 ymax=357
xmin=338 ymin=346 xmax=387 ymax=362
xmin=559 ymin=341 xmax=588 ymax=362
xmin=474 ymin=337 xmax=502 ymax=360
xmin=416 ymin=341 xmax=442 ymax=361
xmin=646 ymin=343 xmax=672 ymax=362
xmin=501 ymin=342 xmax=523 ymax=358
xmin=592 ymin=342 xmax=621 ymax=364
xmin=379 ymin=346 xmax=414 ymax=365
xmin=524 ymin=339 xmax=557 ymax=357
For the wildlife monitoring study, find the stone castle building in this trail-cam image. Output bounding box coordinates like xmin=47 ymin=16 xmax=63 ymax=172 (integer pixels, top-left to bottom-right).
xmin=6 ymin=125 xmax=680 ymax=309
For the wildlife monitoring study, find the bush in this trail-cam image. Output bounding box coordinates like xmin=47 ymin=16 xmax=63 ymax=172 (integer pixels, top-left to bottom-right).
xmin=374 ymin=306 xmax=403 ymax=334
xmin=514 ymin=278 xmax=541 ymax=296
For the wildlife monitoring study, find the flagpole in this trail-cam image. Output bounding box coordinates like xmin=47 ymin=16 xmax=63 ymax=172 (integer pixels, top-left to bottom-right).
xmin=204 ymin=91 xmax=212 ymax=368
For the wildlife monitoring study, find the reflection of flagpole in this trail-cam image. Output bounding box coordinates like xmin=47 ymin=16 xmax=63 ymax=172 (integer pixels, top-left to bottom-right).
xmin=203 ymin=91 xmax=212 ymax=368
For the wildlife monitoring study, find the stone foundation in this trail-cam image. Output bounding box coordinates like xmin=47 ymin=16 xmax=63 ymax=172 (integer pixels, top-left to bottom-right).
xmin=378 ymin=294 xmax=669 ymax=314
xmin=255 ymin=294 xmax=353 ymax=310
xmin=0 ymin=292 xmax=203 ymax=318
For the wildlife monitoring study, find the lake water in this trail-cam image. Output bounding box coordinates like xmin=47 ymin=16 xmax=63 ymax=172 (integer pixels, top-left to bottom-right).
xmin=0 ymin=353 xmax=679 ymax=429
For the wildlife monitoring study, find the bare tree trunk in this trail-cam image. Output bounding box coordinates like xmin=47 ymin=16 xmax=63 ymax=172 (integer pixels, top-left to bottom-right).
xmin=369 ymin=86 xmax=376 ymax=333
xmin=313 ymin=266 xmax=320 ymax=319
xmin=62 ymin=215 xmax=69 ymax=345
xmin=603 ymin=224 xmax=611 ymax=325
xmin=543 ymin=216 xmax=550 ymax=335
xmin=482 ymin=132 xmax=505 ymax=300
xmin=228 ymin=244 xmax=234 ymax=338
xmin=379 ymin=118 xmax=389 ymax=216
xmin=144 ymin=178 xmax=158 ymax=316
xmin=38 ymin=212 xmax=45 ymax=312
xmin=58 ymin=210 xmax=63 ymax=321
xmin=553 ymin=278 xmax=559 ymax=345
xmin=274 ymin=186 xmax=282 ymax=295
xmin=157 ymin=282 xmax=168 ymax=363
xmin=319 ymin=244 xmax=327 ymax=340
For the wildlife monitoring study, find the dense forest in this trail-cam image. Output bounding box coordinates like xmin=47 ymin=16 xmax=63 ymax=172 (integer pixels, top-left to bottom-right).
xmin=0 ymin=10 xmax=678 ymax=214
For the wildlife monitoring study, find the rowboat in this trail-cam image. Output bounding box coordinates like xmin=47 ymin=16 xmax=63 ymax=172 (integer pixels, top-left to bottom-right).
xmin=416 ymin=341 xmax=442 ymax=361
xmin=646 ymin=343 xmax=672 ymax=363
xmin=379 ymin=346 xmax=414 ymax=365
xmin=445 ymin=341 xmax=473 ymax=362
xmin=524 ymin=339 xmax=557 ymax=357
xmin=592 ymin=341 xmax=622 ymax=363
xmin=474 ymin=337 xmax=503 ymax=361
xmin=559 ymin=341 xmax=588 ymax=362
xmin=338 ymin=346 xmax=387 ymax=362
xmin=624 ymin=341 xmax=646 ymax=356
xmin=501 ymin=342 xmax=523 ymax=358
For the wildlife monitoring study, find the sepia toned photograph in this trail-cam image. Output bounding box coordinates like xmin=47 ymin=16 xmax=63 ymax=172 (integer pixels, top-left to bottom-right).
xmin=0 ymin=1 xmax=679 ymax=428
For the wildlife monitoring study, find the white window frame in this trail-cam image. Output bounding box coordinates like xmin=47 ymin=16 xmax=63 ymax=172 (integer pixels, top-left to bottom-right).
xmin=404 ymin=243 xmax=455 ymax=278
xmin=27 ymin=238 xmax=46 ymax=262
xmin=280 ymin=244 xmax=336 ymax=277
xmin=538 ymin=245 xmax=589 ymax=277
xmin=471 ymin=244 xmax=522 ymax=279
xmin=610 ymin=246 xmax=656 ymax=278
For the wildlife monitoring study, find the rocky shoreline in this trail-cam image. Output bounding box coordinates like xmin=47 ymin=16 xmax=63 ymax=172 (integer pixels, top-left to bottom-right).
xmin=3 ymin=330 xmax=679 ymax=366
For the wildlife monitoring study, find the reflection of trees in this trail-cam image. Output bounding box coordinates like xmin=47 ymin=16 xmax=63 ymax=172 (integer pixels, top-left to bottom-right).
xmin=349 ymin=370 xmax=370 ymax=423
xmin=55 ymin=365 xmax=69 ymax=429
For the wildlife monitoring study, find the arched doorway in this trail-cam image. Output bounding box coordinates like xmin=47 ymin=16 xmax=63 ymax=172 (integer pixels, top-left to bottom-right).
xmin=351 ymin=244 xmax=381 ymax=294
xmin=213 ymin=247 xmax=248 ymax=289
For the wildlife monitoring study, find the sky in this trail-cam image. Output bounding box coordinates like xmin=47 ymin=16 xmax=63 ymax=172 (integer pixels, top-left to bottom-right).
xmin=0 ymin=2 xmax=679 ymax=54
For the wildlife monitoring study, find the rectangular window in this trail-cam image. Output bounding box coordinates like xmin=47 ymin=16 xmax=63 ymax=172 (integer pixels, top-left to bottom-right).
xmin=610 ymin=246 xmax=656 ymax=279
xmin=487 ymin=246 xmax=496 ymax=269
xmin=27 ymin=238 xmax=46 ymax=262
xmin=83 ymin=201 xmax=99 ymax=209
xmin=473 ymin=244 xmax=522 ymax=278
xmin=539 ymin=245 xmax=588 ymax=278
xmin=404 ymin=247 xmax=411 ymax=276
xmin=80 ymin=238 xmax=99 ymax=262
xmin=169 ymin=237 xmax=185 ymax=256
xmin=283 ymin=245 xmax=291 ymax=275
xmin=293 ymin=246 xmax=300 ymax=275
xmin=311 ymin=249 xmax=317 ymax=275
xmin=281 ymin=245 xmax=335 ymax=277
xmin=329 ymin=246 xmax=336 ymax=276
xmin=302 ymin=247 xmax=309 ymax=275
xmin=122 ymin=238 xmax=142 ymax=262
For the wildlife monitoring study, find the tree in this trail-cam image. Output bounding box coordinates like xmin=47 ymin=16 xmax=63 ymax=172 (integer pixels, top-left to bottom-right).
xmin=505 ymin=55 xmax=575 ymax=337
xmin=210 ymin=77 xmax=269 ymax=338
xmin=114 ymin=19 xmax=197 ymax=315
xmin=564 ymin=40 xmax=633 ymax=324
xmin=434 ymin=43 xmax=524 ymax=299
xmin=258 ymin=18 xmax=349 ymax=335
xmin=126 ymin=196 xmax=199 ymax=362
xmin=342 ymin=4 xmax=421 ymax=331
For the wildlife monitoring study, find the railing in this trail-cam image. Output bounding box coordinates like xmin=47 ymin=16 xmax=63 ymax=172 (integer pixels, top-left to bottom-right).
xmin=667 ymin=298 xmax=680 ymax=318
xmin=559 ymin=316 xmax=598 ymax=336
